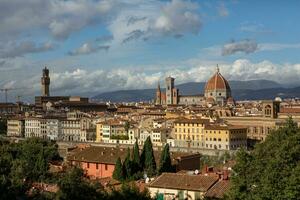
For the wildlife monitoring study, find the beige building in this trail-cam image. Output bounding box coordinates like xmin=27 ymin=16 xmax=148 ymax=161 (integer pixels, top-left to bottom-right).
xmin=151 ymin=128 xmax=171 ymax=146
xmin=7 ymin=118 xmax=24 ymax=137
xmin=96 ymin=120 xmax=127 ymax=142
xmin=222 ymin=100 xmax=293 ymax=141
xmin=80 ymin=117 xmax=96 ymax=142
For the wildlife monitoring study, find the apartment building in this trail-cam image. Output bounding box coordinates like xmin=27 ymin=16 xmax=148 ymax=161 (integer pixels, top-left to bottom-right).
xmin=61 ymin=119 xmax=81 ymax=141
xmin=7 ymin=118 xmax=24 ymax=137
xmin=96 ymin=120 xmax=126 ymax=142
xmin=204 ymin=125 xmax=247 ymax=150
xmin=173 ymin=118 xmax=209 ymax=148
xmin=25 ymin=118 xmax=42 ymax=138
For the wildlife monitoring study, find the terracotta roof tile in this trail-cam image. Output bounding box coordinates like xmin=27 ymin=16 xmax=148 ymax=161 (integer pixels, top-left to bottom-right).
xmin=149 ymin=173 xmax=219 ymax=192
xmin=205 ymin=180 xmax=231 ymax=199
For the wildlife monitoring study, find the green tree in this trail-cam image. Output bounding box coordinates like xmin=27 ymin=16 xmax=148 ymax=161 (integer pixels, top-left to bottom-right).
xmin=227 ymin=118 xmax=300 ymax=200
xmin=123 ymin=148 xmax=133 ymax=179
xmin=108 ymin=183 xmax=152 ymax=200
xmin=140 ymin=137 xmax=156 ymax=177
xmin=57 ymin=167 xmax=102 ymax=200
xmin=132 ymin=141 xmax=140 ymax=171
xmin=113 ymin=157 xmax=124 ymax=181
xmin=158 ymin=144 xmax=172 ymax=174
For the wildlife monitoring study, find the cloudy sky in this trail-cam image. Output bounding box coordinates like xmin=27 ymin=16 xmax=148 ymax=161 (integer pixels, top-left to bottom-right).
xmin=1 ymin=0 xmax=300 ymax=101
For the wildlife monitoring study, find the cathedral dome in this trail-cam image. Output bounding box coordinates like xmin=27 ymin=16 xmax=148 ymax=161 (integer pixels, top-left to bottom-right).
xmin=204 ymin=66 xmax=231 ymax=92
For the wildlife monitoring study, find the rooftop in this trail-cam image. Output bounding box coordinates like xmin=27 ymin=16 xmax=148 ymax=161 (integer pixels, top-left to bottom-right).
xmin=68 ymin=146 xmax=199 ymax=165
xmin=149 ymin=172 xmax=219 ymax=192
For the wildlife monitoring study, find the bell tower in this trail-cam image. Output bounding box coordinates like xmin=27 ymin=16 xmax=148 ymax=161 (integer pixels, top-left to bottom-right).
xmin=41 ymin=67 xmax=50 ymax=96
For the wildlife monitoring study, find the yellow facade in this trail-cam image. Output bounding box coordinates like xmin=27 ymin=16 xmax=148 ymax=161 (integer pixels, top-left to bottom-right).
xmin=204 ymin=125 xmax=247 ymax=150
xmin=96 ymin=123 xmax=103 ymax=142
xmin=173 ymin=119 xmax=209 ymax=142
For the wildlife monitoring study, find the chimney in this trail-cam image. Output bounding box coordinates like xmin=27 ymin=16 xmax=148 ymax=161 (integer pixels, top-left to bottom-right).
xmin=101 ymin=152 xmax=104 ymax=155
xmin=223 ymin=169 xmax=229 ymax=180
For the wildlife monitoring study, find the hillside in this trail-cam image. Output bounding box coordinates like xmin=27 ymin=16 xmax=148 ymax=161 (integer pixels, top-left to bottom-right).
xmin=92 ymin=80 xmax=295 ymax=102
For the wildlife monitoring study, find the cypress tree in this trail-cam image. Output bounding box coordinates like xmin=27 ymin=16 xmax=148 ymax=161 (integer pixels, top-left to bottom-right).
xmin=113 ymin=157 xmax=124 ymax=181
xmin=158 ymin=143 xmax=172 ymax=174
xmin=141 ymin=136 xmax=156 ymax=177
xmin=123 ymin=148 xmax=132 ymax=179
xmin=132 ymin=141 xmax=140 ymax=169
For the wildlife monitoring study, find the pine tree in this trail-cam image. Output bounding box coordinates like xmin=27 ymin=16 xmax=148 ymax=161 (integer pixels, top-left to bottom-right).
xmin=113 ymin=157 xmax=124 ymax=181
xmin=158 ymin=143 xmax=172 ymax=174
xmin=141 ymin=136 xmax=156 ymax=177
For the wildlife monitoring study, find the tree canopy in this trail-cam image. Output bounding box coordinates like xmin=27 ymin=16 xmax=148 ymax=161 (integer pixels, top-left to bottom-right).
xmin=227 ymin=118 xmax=300 ymax=200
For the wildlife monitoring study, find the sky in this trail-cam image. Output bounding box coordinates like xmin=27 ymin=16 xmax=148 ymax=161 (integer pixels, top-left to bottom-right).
xmin=1 ymin=0 xmax=300 ymax=102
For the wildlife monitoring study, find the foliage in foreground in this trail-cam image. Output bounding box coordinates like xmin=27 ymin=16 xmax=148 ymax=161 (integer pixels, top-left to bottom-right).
xmin=0 ymin=138 xmax=61 ymax=199
xmin=57 ymin=167 xmax=152 ymax=200
xmin=0 ymin=138 xmax=152 ymax=200
xmin=227 ymin=118 xmax=300 ymax=200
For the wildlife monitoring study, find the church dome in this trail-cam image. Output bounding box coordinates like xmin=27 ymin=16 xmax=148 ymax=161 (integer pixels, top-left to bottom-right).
xmin=204 ymin=66 xmax=231 ymax=92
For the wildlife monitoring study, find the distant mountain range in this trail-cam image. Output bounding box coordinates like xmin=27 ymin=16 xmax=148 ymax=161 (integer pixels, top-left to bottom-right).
xmin=92 ymin=80 xmax=300 ymax=102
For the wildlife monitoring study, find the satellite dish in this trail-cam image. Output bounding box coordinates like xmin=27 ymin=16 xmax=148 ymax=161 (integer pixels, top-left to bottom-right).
xmin=145 ymin=177 xmax=150 ymax=183
xmin=194 ymin=170 xmax=199 ymax=175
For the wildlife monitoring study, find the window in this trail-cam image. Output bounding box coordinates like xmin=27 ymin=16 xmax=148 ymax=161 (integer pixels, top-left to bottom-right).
xmin=96 ymin=163 xmax=99 ymax=170
xmin=87 ymin=163 xmax=90 ymax=168
xmin=105 ymin=164 xmax=108 ymax=170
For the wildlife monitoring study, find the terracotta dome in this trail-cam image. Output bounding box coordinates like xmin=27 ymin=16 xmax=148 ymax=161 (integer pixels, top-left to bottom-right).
xmin=204 ymin=66 xmax=231 ymax=92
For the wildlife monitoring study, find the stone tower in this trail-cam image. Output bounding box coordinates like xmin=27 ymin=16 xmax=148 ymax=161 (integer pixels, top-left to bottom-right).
xmin=262 ymin=100 xmax=280 ymax=118
xmin=155 ymin=82 xmax=161 ymax=105
xmin=41 ymin=67 xmax=50 ymax=96
xmin=165 ymin=76 xmax=175 ymax=105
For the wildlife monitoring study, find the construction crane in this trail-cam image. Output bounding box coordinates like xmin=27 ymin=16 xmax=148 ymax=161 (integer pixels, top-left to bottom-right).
xmin=0 ymin=88 xmax=27 ymax=103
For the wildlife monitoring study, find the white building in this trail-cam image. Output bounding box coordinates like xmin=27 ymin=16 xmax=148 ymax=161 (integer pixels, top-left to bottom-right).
xmin=25 ymin=118 xmax=42 ymax=138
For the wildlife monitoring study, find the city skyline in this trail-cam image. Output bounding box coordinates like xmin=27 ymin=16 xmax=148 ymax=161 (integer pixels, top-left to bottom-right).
xmin=1 ymin=0 xmax=300 ymax=101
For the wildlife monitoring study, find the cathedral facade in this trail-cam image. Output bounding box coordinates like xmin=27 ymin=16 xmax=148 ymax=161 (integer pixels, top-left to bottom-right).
xmin=155 ymin=66 xmax=233 ymax=106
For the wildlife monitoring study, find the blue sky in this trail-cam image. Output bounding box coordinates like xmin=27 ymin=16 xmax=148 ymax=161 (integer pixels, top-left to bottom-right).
xmin=1 ymin=0 xmax=300 ymax=101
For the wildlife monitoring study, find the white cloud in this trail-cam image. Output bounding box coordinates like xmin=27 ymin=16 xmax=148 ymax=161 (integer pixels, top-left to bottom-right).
xmin=0 ymin=41 xmax=53 ymax=58
xmin=0 ymin=0 xmax=118 ymax=40
xmin=108 ymin=0 xmax=202 ymax=44
xmin=222 ymin=39 xmax=258 ymax=56
xmin=17 ymin=59 xmax=300 ymax=97
xmin=68 ymin=43 xmax=109 ymax=56
xmin=259 ymin=43 xmax=300 ymax=51
xmin=239 ymin=22 xmax=272 ymax=34
xmin=3 ymin=58 xmax=300 ymax=102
